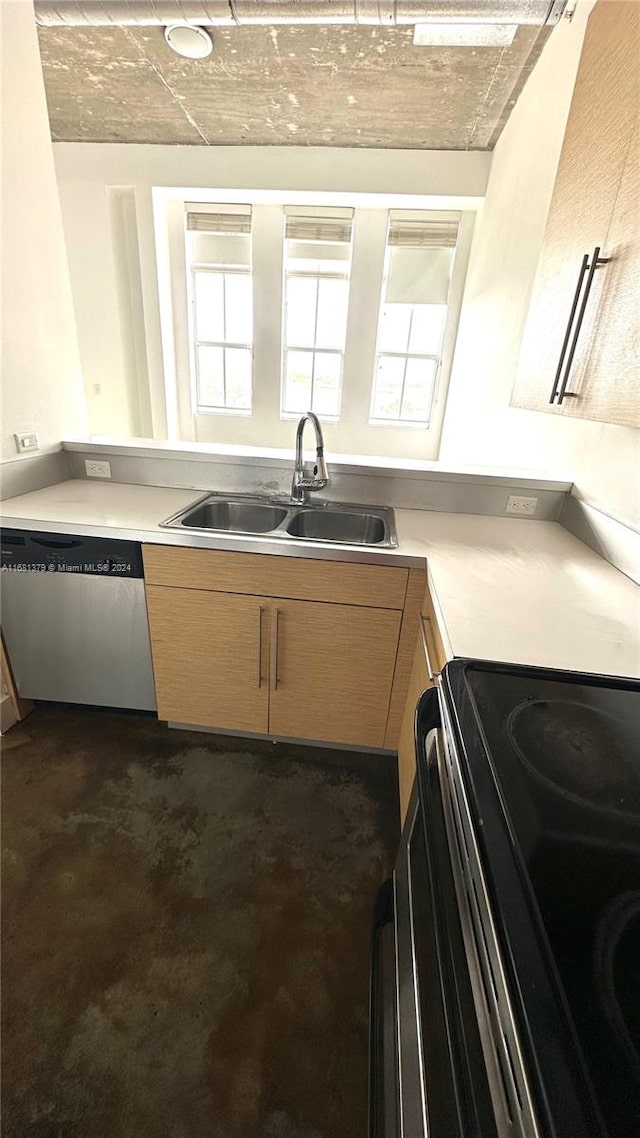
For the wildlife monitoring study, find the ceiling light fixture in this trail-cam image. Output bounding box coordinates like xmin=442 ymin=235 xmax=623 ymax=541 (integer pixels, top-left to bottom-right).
xmin=164 ymin=22 xmax=213 ymax=59
xmin=413 ymin=23 xmax=517 ymax=47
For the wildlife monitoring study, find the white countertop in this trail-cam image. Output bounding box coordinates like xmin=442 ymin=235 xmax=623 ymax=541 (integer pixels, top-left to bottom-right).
xmin=2 ymin=479 xmax=639 ymax=678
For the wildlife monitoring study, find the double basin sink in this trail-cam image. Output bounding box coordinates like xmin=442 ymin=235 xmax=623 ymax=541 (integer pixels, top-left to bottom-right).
xmin=161 ymin=493 xmax=397 ymax=548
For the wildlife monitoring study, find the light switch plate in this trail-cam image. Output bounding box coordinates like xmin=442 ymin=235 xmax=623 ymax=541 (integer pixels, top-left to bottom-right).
xmin=14 ymin=431 xmax=39 ymax=453
xmin=85 ymin=459 xmax=112 ymax=479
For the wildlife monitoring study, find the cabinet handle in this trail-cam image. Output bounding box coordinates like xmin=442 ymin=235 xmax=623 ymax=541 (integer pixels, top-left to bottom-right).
xmin=273 ymin=607 xmax=281 ymax=691
xmin=420 ymin=614 xmax=439 ymax=682
xmin=257 ymin=605 xmax=264 ymax=688
xmin=556 ymin=245 xmax=610 ymax=405
xmin=550 ymin=253 xmax=589 ymax=404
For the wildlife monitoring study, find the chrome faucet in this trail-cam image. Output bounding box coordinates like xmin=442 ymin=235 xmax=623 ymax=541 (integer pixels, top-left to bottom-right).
xmin=290 ymin=412 xmax=329 ymax=504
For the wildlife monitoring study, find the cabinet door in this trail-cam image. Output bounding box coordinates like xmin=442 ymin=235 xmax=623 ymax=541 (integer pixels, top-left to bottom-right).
xmin=145 ymin=585 xmax=269 ymax=733
xmin=561 ymin=121 xmax=639 ymax=426
xmin=268 ymin=599 xmax=401 ymax=748
xmin=397 ymin=619 xmax=432 ymax=828
xmin=511 ymin=1 xmax=639 ymax=415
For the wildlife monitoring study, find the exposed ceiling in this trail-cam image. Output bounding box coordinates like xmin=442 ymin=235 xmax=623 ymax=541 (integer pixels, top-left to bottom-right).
xmin=37 ymin=20 xmax=551 ymax=149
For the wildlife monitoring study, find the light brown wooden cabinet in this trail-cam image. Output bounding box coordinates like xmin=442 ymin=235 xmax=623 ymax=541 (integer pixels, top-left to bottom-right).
xmin=145 ymin=585 xmax=270 ymax=733
xmin=511 ymin=1 xmax=640 ymax=427
xmin=142 ymin=544 xmax=407 ymax=748
xmin=396 ymin=577 xmax=450 ymax=826
xmin=268 ymin=598 xmax=401 ymax=747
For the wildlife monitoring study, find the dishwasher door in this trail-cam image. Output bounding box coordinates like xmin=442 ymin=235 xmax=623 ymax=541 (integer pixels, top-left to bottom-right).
xmin=1 ymin=531 xmax=156 ymax=711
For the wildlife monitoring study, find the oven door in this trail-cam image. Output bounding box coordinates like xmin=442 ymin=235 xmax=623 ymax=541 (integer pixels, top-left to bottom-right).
xmin=369 ymin=687 xmax=497 ymax=1138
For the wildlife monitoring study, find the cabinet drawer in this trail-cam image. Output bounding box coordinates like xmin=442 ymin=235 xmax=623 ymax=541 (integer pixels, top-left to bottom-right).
xmin=143 ymin=544 xmax=408 ymax=610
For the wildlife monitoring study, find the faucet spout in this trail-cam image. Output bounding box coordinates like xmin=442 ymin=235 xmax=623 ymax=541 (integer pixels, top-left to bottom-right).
xmin=291 ymin=412 xmax=329 ymax=504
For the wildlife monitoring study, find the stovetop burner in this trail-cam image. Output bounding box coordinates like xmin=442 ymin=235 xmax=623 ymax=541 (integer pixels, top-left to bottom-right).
xmin=506 ymin=698 xmax=640 ymax=816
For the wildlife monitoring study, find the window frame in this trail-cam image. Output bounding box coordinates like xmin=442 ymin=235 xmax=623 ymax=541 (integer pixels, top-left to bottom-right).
xmin=156 ymin=190 xmax=475 ymax=461
xmin=189 ymin=264 xmax=254 ymax=416
xmin=281 ymin=210 xmax=354 ymax=422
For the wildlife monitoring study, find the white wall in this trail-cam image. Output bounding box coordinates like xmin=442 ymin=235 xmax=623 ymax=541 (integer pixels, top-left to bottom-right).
xmin=53 ymin=143 xmax=490 ymax=442
xmin=439 ymin=0 xmax=639 ymax=532
xmin=0 ymin=1 xmax=87 ymax=464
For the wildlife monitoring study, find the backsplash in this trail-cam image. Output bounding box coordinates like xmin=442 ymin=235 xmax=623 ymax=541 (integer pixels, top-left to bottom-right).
xmin=62 ymin=440 xmax=569 ymax=522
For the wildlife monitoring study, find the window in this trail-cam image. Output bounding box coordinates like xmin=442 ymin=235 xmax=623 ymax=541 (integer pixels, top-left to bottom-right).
xmin=186 ymin=207 xmax=253 ymax=414
xmin=282 ymin=208 xmax=353 ymax=420
xmin=165 ymin=198 xmax=472 ymax=459
xmin=371 ymin=217 xmax=457 ymax=426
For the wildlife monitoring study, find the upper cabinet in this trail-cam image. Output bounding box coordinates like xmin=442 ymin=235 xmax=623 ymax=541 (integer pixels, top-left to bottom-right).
xmin=511 ymin=1 xmax=640 ymax=428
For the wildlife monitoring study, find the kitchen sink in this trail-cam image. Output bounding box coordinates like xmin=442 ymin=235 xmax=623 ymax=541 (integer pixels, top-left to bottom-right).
xmin=286 ymin=508 xmax=386 ymax=546
xmin=177 ymin=499 xmax=288 ymax=534
xmin=160 ymin=494 xmax=397 ymax=548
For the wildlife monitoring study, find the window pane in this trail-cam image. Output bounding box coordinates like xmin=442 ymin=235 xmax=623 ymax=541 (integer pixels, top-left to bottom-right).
xmin=401 ymin=357 xmax=437 ymax=423
xmin=225 ymin=348 xmax=252 ymax=410
xmin=371 ymin=356 xmax=405 ymax=421
xmin=316 ymin=279 xmax=349 ymax=350
xmin=224 ymin=274 xmax=252 ymax=345
xmin=197 ymin=345 xmax=224 ymax=407
xmin=284 ymin=350 xmax=313 ymax=414
xmin=286 ymin=276 xmax=317 ymax=347
xmin=194 ymin=272 xmax=224 ymax=342
xmin=312 ymin=352 xmax=342 ymax=417
xmin=409 ymin=304 xmax=447 ymax=355
xmin=377 ymin=304 xmax=412 ymax=353
xmin=282 ymin=210 xmax=353 ymax=421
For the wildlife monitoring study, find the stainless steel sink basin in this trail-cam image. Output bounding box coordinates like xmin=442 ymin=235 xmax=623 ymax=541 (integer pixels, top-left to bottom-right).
xmin=161 ymin=493 xmax=397 ymax=548
xmin=286 ymin=508 xmax=386 ymax=545
xmin=177 ymin=499 xmax=288 ymax=534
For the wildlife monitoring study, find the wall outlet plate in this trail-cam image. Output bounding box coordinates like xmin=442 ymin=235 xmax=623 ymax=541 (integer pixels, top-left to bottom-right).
xmin=506 ymin=495 xmax=538 ymax=516
xmin=14 ymin=431 xmax=39 ymax=453
xmin=85 ymin=459 xmax=112 ymax=479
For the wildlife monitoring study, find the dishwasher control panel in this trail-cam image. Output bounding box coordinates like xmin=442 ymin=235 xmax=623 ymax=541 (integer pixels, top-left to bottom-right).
xmin=0 ymin=530 xmax=145 ymax=577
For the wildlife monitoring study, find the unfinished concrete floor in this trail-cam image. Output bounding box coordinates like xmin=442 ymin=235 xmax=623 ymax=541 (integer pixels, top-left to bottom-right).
xmin=2 ymin=705 xmax=398 ymax=1138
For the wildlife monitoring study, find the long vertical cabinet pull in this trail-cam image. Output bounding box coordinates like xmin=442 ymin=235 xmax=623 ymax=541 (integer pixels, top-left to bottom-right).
xmin=272 ymin=608 xmax=281 ymax=691
xmin=257 ymin=605 xmax=264 ymax=688
xmin=419 ymin=614 xmax=439 ymax=683
xmin=549 ymin=253 xmax=590 ymax=403
xmin=556 ymin=245 xmax=610 ymax=405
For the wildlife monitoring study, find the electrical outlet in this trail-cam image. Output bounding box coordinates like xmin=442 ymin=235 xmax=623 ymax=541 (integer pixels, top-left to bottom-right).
xmin=85 ymin=459 xmax=112 ymax=479
xmin=14 ymin=431 xmax=39 ymax=454
xmin=506 ymin=495 xmax=538 ymax=516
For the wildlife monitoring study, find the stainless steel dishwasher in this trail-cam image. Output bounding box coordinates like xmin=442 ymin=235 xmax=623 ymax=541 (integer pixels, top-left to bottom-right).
xmin=1 ymin=529 xmax=156 ymax=711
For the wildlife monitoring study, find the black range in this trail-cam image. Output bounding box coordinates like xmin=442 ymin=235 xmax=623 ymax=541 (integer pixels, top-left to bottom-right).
xmin=440 ymin=661 xmax=640 ymax=1138
xmin=369 ymin=658 xmax=640 ymax=1138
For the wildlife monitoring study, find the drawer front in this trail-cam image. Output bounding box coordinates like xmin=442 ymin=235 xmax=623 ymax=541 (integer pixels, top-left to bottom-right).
xmin=143 ymin=544 xmax=408 ymax=610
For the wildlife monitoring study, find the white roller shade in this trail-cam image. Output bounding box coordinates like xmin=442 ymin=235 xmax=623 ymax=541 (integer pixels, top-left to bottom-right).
xmin=386 ymin=216 xmax=458 ymax=305
xmin=186 ymin=205 xmax=252 ymax=267
xmin=386 ymin=247 xmax=453 ymax=304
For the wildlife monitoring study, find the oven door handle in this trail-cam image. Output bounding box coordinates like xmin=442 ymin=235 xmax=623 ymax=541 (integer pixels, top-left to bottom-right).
xmin=415 ymin=685 xmax=441 ymax=750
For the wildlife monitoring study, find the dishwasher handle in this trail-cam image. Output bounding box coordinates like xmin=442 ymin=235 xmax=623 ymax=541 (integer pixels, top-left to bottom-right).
xmin=28 ymin=537 xmax=85 ymax=550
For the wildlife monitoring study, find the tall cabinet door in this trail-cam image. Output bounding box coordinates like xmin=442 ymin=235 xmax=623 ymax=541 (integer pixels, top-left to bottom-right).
xmin=562 ymin=120 xmax=639 ymax=426
xmin=145 ymin=585 xmax=269 ymax=733
xmin=511 ymin=0 xmax=639 ymax=415
xmin=268 ymin=599 xmax=401 ymax=748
